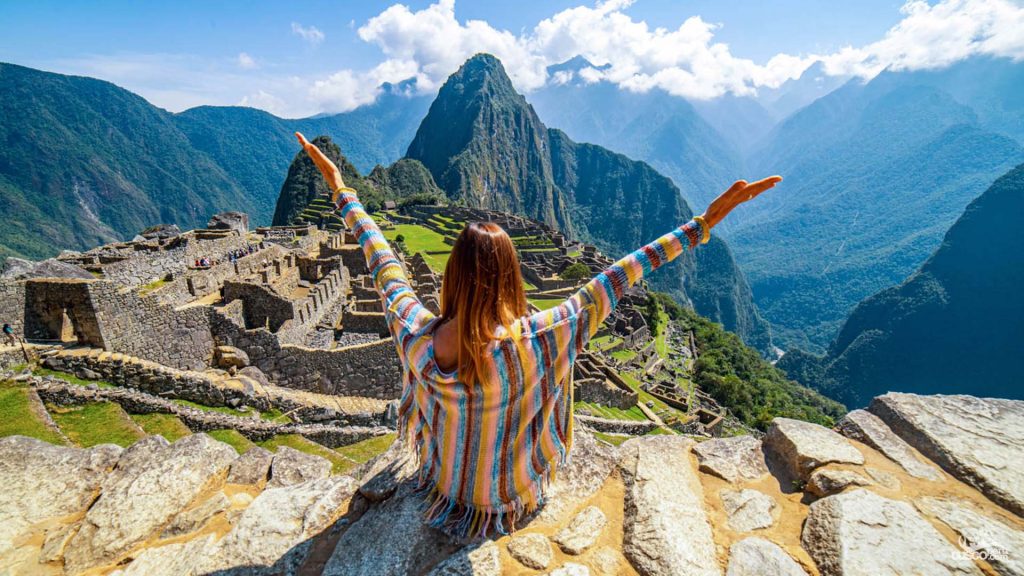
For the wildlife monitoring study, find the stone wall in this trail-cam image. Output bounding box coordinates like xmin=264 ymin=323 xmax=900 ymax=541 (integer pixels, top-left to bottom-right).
xmin=575 ymin=414 xmax=659 ymax=435
xmin=212 ymin=311 xmax=403 ymax=399
xmin=100 ymin=230 xmax=248 ymax=288
xmin=153 ymin=244 xmax=285 ymax=307
xmin=575 ymin=377 xmax=638 ymax=409
xmin=22 ymin=279 xmax=107 ymax=346
xmin=222 ymin=281 xmax=294 ymax=332
xmin=343 ymin=310 xmax=390 ymax=336
xmin=0 ymin=280 xmax=26 ymax=337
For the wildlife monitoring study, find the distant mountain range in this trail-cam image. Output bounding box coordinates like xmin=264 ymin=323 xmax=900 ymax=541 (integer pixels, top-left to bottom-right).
xmin=778 ymin=162 xmax=1024 ymax=406
xmin=0 ymin=62 xmax=429 ymax=261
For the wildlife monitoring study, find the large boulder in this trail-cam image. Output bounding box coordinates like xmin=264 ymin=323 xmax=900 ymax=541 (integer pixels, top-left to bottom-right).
xmin=553 ymin=505 xmax=607 ymax=554
xmin=63 ymin=434 xmax=236 ymax=574
xmin=139 ymin=223 xmax=181 ymax=240
xmin=507 ymin=533 xmax=553 ymax=570
xmin=200 ymin=475 xmax=359 ymax=575
xmin=227 ymin=446 xmax=274 ymax=485
xmin=801 ymin=489 xmax=982 ymax=576
xmin=267 ymin=446 xmax=332 ymax=488
xmin=207 ymin=211 xmax=249 ymax=234
xmin=721 ymin=489 xmax=778 ymax=532
xmin=322 ymin=482 xmax=459 ymax=576
xmin=763 ymin=418 xmax=864 ymax=484
xmin=215 ymin=345 xmax=251 ymax=369
xmin=916 ymin=496 xmax=1024 ymax=576
xmin=0 ymin=437 xmax=121 ymax=557
xmin=835 ymin=409 xmax=942 ymax=480
xmin=726 ymin=537 xmax=807 ymax=576
xmin=693 ymin=435 xmax=769 ymax=483
xmin=805 ymin=468 xmax=872 ymax=498
xmin=619 ymin=435 xmax=721 ymax=576
xmin=533 ymin=425 xmax=619 ymax=525
xmin=426 ymin=540 xmax=501 ymax=576
xmin=869 ymin=393 xmax=1024 ymax=516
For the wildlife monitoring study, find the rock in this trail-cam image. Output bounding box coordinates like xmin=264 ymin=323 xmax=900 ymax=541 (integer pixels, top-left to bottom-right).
xmin=534 ymin=426 xmax=619 ymax=525
xmin=207 ymin=211 xmax=249 ymax=234
xmin=323 ymin=482 xmax=459 ymax=576
xmin=916 ymin=496 xmax=1024 ymax=576
xmin=805 ymin=468 xmax=872 ymax=498
xmin=693 ymin=435 xmax=769 ymax=483
xmin=721 ymin=489 xmax=777 ymax=532
xmin=507 ymin=533 xmax=553 ymax=570
xmin=238 ymin=365 xmax=271 ymax=387
xmin=591 ymin=547 xmax=623 ymax=576
xmin=1 ymin=257 xmax=93 ymax=280
xmin=109 ymin=535 xmax=215 ymax=576
xmin=619 ymin=435 xmax=721 ymax=576
xmin=801 ymin=489 xmax=982 ymax=576
xmin=548 ymin=563 xmax=590 ymax=576
xmin=356 ymin=437 xmax=416 ymax=502
xmin=161 ymin=491 xmax=229 ymax=538
xmin=864 ymin=467 xmax=901 ymax=491
xmin=836 ymin=409 xmax=942 ymax=480
xmin=201 ymin=475 xmax=358 ymax=575
xmin=63 ymin=434 xmax=236 ymax=573
xmin=763 ymin=418 xmax=864 ymax=484
xmin=869 ymin=393 xmax=1024 ymax=516
xmin=40 ymin=522 xmax=79 ymax=564
xmin=553 ymin=505 xmax=607 ymax=554
xmin=215 ymin=345 xmax=250 ymax=369
xmin=0 ymin=437 xmax=121 ymax=556
xmin=426 ymin=540 xmax=501 ymax=576
xmin=268 ymin=446 xmax=331 ymax=488
xmin=76 ymin=367 xmax=100 ymax=380
xmin=139 ymin=223 xmax=181 ymax=239
xmin=227 ymin=446 xmax=274 ymax=485
xmin=725 ymin=537 xmax=806 ymax=576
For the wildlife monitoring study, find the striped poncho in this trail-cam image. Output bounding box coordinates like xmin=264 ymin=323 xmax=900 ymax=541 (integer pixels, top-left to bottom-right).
xmin=336 ymin=188 xmax=704 ymax=538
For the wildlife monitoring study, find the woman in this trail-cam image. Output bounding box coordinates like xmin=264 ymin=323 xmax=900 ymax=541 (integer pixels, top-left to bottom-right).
xmin=295 ymin=132 xmax=780 ymax=538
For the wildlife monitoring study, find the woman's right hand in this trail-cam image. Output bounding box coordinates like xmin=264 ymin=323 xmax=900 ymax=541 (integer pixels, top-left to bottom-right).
xmin=295 ymin=132 xmax=346 ymax=198
xmin=701 ymin=176 xmax=782 ymax=229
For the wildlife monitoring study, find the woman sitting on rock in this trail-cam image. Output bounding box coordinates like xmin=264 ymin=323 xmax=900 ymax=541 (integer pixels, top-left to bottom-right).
xmin=295 ymin=132 xmax=779 ymax=538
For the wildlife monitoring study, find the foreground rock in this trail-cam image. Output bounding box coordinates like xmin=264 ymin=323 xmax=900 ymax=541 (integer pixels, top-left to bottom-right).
xmin=322 ymin=482 xmax=459 ymax=576
xmin=693 ymin=435 xmax=769 ymax=483
xmin=916 ymin=496 xmax=1024 ymax=576
xmin=554 ymin=505 xmax=607 ymax=554
xmin=426 ymin=540 xmax=501 ymax=576
xmin=805 ymin=468 xmax=872 ymax=498
xmin=268 ymin=446 xmax=331 ymax=488
xmin=533 ymin=427 xmax=619 ymax=524
xmin=619 ymin=435 xmax=721 ymax=576
xmin=201 ymin=475 xmax=359 ymax=575
xmin=63 ymin=434 xmax=237 ymax=574
xmin=227 ymin=446 xmax=274 ymax=485
xmin=0 ymin=436 xmax=121 ymax=556
xmin=802 ymin=489 xmax=981 ymax=576
xmin=726 ymin=537 xmax=806 ymax=576
xmin=836 ymin=409 xmax=942 ymax=480
xmin=721 ymin=489 xmax=777 ymax=532
xmin=869 ymin=393 xmax=1024 ymax=516
xmin=507 ymin=533 xmax=553 ymax=570
xmin=763 ymin=418 xmax=864 ymax=483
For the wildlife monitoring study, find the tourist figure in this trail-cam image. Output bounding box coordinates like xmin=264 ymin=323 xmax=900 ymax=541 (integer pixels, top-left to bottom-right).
xmin=296 ymin=131 xmax=779 ymax=537
xmin=3 ymin=323 xmax=17 ymax=346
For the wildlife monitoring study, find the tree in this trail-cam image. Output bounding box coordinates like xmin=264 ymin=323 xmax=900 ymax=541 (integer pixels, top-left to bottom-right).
xmin=560 ymin=262 xmax=591 ymax=281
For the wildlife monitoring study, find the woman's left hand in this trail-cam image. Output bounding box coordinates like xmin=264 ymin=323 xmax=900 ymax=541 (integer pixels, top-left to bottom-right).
xmin=295 ymin=132 xmax=345 ymax=198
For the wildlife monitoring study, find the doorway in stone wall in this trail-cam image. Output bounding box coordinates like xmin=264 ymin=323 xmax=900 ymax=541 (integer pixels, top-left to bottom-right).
xmin=59 ymin=307 xmax=81 ymax=343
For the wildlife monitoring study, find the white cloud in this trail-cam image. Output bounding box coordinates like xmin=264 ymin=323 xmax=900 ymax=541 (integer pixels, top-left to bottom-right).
xmin=291 ymin=22 xmax=325 ymax=45
xmin=236 ymin=52 xmax=257 ymax=69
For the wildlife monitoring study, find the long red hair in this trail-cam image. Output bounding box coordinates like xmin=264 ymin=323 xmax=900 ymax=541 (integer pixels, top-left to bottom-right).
xmin=440 ymin=222 xmax=528 ymax=386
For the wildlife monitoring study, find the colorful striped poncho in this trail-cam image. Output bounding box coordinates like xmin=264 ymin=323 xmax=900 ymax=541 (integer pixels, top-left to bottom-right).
xmin=336 ymin=188 xmax=704 ymax=538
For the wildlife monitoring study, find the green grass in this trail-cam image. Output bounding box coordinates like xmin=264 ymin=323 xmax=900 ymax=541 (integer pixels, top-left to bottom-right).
xmin=33 ymin=368 xmax=116 ymax=389
xmin=618 ymin=372 xmax=671 ymax=413
xmin=382 ymin=224 xmax=452 ymax=272
xmin=654 ymin=310 xmax=670 ymax=359
xmin=130 ymin=413 xmax=191 ymax=442
xmin=208 ymin=429 xmax=257 ymax=454
xmin=575 ymin=401 xmax=648 ymax=421
xmin=0 ymin=382 xmax=66 ymax=445
xmin=528 ymin=297 xmax=563 ymax=311
xmin=172 ymin=399 xmax=289 ymax=423
xmin=139 ymin=278 xmax=168 ymax=295
xmin=258 ymin=434 xmax=356 ymax=474
xmin=592 ymin=431 xmax=631 ymax=446
xmin=335 ymin=433 xmax=396 ymax=464
xmin=48 ymin=401 xmax=144 ymax=447
xmin=589 ymin=334 xmax=623 ymax=352
xmin=610 ymin=349 xmax=637 ymax=362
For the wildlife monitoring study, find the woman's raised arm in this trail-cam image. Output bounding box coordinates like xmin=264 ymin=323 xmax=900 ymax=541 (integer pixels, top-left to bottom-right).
xmin=523 ymin=177 xmax=782 ymax=351
xmin=296 ymin=133 xmax=434 ymax=346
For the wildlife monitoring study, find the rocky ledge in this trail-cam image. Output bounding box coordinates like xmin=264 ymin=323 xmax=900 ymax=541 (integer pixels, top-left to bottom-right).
xmin=1 ymin=392 xmax=1022 ymax=575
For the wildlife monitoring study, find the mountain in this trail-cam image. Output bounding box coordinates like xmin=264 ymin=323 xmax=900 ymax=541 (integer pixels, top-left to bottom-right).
xmin=272 ymin=135 xmax=440 ymax=226
xmin=407 ymin=54 xmax=773 ymax=353
xmin=728 ymin=61 xmax=1024 ymax=351
xmin=529 ymin=65 xmax=745 ymax=211
xmin=754 ymin=61 xmax=850 ymax=120
xmin=0 ymin=62 xmax=253 ymax=260
xmin=778 ymin=162 xmax=1024 ymax=407
xmin=0 ymin=63 xmax=429 ymax=260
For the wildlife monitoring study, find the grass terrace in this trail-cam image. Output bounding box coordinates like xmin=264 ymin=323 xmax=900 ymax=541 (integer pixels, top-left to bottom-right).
xmin=130 ymin=413 xmax=191 ymax=442
xmin=48 ymin=401 xmax=145 ymax=447
xmin=0 ymin=381 xmax=66 ymax=444
xmin=383 ymin=224 xmax=452 ymax=272
xmin=575 ymin=400 xmax=648 ymax=421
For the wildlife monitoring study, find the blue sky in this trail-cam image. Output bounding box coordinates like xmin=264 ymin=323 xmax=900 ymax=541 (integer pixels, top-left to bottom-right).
xmin=1 ymin=0 xmax=1020 ymax=117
